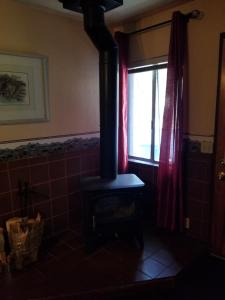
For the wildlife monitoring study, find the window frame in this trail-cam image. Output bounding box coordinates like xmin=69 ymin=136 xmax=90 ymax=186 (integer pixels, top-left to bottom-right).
xmin=127 ymin=62 xmax=168 ymax=164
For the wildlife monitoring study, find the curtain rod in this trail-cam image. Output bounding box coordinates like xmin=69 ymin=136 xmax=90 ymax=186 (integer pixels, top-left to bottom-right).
xmin=128 ymin=9 xmax=202 ymax=36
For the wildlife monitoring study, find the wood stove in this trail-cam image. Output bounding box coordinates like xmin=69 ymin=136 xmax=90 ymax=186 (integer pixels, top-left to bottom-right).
xmin=81 ymin=174 xmax=144 ymax=251
xmin=59 ymin=0 xmax=145 ymax=251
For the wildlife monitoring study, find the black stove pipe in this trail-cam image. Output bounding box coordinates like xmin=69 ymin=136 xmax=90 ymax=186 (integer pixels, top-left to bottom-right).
xmin=81 ymin=1 xmax=118 ymax=179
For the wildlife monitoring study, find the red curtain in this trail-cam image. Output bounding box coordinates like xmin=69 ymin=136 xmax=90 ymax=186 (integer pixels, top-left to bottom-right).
xmin=157 ymin=11 xmax=189 ymax=232
xmin=115 ymin=32 xmax=129 ymax=174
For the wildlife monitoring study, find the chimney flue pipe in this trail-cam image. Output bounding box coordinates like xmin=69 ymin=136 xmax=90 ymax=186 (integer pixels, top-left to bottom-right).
xmin=58 ymin=0 xmax=121 ymax=179
xmin=81 ymin=1 xmax=118 ymax=179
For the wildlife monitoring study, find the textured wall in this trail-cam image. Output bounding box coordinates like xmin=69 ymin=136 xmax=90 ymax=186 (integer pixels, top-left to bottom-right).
xmin=125 ymin=0 xmax=225 ymax=137
xmin=0 ymin=0 xmax=99 ymax=142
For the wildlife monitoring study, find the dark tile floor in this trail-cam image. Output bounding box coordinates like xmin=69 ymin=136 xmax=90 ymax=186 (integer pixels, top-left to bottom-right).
xmin=0 ymin=227 xmax=207 ymax=300
xmin=174 ymin=255 xmax=225 ymax=300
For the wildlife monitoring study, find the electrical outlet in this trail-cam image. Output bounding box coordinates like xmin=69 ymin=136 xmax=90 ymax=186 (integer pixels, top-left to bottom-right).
xmin=185 ymin=217 xmax=190 ymax=229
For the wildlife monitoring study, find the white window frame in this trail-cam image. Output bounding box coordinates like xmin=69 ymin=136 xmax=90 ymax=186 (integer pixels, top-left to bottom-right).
xmin=128 ymin=62 xmax=168 ymax=164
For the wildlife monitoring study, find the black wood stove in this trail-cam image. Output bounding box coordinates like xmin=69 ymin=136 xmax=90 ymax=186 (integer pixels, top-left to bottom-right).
xmin=59 ymin=0 xmax=145 ymax=251
xmin=81 ymin=174 xmax=144 ymax=251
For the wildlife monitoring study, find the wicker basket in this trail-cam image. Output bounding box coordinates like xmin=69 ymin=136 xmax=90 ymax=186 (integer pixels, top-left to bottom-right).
xmin=6 ymin=214 xmax=44 ymax=270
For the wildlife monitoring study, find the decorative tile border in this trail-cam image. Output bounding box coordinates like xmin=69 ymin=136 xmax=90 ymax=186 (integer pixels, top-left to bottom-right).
xmin=0 ymin=136 xmax=100 ymax=161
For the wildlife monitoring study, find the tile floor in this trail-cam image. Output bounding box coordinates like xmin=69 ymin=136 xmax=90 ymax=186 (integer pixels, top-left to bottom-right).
xmin=0 ymin=227 xmax=207 ymax=300
xmin=174 ymin=255 xmax=225 ymax=300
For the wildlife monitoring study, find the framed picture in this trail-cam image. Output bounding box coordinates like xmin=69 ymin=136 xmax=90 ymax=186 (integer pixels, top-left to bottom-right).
xmin=0 ymin=52 xmax=49 ymax=124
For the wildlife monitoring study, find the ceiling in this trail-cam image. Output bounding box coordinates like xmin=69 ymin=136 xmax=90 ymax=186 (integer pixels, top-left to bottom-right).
xmin=17 ymin=0 xmax=182 ymax=24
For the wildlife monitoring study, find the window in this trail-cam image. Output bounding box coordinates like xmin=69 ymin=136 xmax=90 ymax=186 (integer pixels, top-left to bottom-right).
xmin=128 ymin=63 xmax=167 ymax=163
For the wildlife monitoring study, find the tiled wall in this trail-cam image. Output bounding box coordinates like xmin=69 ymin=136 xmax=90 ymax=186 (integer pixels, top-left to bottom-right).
xmin=0 ymin=137 xmax=213 ymax=243
xmin=129 ymin=151 xmax=213 ymax=243
xmin=0 ymin=144 xmax=99 ymax=239
xmin=184 ymin=152 xmax=213 ymax=242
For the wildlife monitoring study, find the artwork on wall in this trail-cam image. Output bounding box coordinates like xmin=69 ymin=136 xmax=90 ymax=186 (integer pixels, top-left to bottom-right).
xmin=0 ymin=52 xmax=49 ymax=124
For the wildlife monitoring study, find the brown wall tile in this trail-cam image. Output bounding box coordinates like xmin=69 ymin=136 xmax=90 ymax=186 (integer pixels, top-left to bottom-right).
xmin=43 ymin=218 xmax=53 ymax=239
xmin=12 ymin=191 xmax=21 ymax=211
xmin=201 ymin=221 xmax=210 ymax=241
xmin=29 ymin=156 xmax=48 ymax=166
xmin=68 ymin=175 xmax=80 ymax=194
xmin=186 ymin=160 xmax=212 ymax=183
xmin=128 ymin=152 xmax=213 ymax=243
xmin=0 ymin=171 xmax=10 ymax=193
xmin=80 ymin=155 xmax=99 ymax=172
xmin=66 ymin=157 xmax=80 ymax=175
xmin=188 ymin=220 xmax=202 ymax=240
xmin=48 ymin=152 xmax=65 ymax=162
xmin=0 ymin=145 xmax=98 ymax=237
xmin=184 ymin=153 xmax=213 ymax=242
xmin=8 ymin=158 xmax=28 ymax=169
xmin=51 ymin=178 xmax=67 ymax=198
xmin=52 ymin=196 xmax=68 ymax=216
xmin=69 ymin=192 xmax=82 ymax=225
xmin=10 ymin=168 xmax=30 ymax=190
xmin=186 ymin=180 xmax=211 ymax=203
xmin=49 ymin=160 xmax=66 ymax=180
xmin=53 ymin=213 xmax=69 ymax=234
xmin=31 ymin=164 xmax=49 ymax=185
xmin=68 ymin=192 xmax=81 ymax=212
xmin=0 ymin=192 xmax=12 ymax=214
xmin=188 ymin=200 xmax=204 ymax=221
xmin=30 ymin=183 xmax=50 ymax=205
xmin=0 ymin=162 xmax=7 ymax=172
xmin=64 ymin=149 xmax=81 ymax=159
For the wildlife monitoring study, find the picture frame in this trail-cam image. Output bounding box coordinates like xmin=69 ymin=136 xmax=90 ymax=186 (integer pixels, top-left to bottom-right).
xmin=0 ymin=51 xmax=49 ymax=124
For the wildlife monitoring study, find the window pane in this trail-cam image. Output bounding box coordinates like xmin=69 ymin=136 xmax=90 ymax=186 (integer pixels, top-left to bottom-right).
xmin=128 ymin=71 xmax=152 ymax=159
xmin=154 ymin=68 xmax=167 ymax=161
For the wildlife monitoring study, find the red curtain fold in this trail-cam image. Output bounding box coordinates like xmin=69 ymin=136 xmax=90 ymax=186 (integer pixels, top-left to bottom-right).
xmin=115 ymin=31 xmax=129 ymax=174
xmin=157 ymin=11 xmax=189 ymax=232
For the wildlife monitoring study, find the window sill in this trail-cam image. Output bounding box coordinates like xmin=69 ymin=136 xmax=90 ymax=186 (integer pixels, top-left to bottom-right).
xmin=128 ymin=158 xmax=159 ymax=167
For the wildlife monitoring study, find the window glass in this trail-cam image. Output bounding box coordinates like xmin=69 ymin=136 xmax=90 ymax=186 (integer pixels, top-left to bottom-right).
xmin=128 ymin=64 xmax=167 ymax=163
xmin=128 ymin=71 xmax=153 ymax=159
